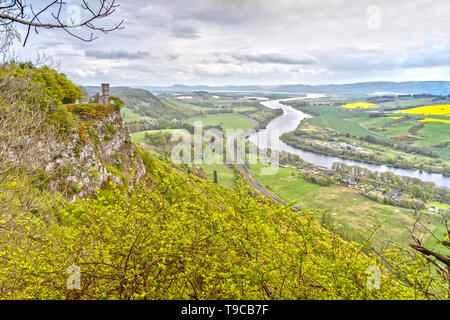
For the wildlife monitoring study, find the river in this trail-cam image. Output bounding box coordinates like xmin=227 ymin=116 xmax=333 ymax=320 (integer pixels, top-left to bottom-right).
xmin=248 ymin=96 xmax=450 ymax=189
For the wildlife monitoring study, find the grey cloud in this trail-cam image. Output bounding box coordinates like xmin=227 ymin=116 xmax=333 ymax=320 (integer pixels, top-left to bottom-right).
xmin=84 ymin=50 xmax=152 ymax=60
xmin=168 ymin=54 xmax=180 ymax=61
xmin=231 ymin=53 xmax=314 ymax=65
xmin=151 ymin=0 xmax=252 ymax=25
xmin=200 ymin=58 xmax=232 ymax=64
xmin=22 ymin=0 xmax=450 ymax=86
xmin=170 ymin=24 xmax=200 ymax=39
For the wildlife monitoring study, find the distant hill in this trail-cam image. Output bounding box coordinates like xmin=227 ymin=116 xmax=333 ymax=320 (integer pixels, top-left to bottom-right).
xmin=82 ymin=81 xmax=450 ymax=97
xmin=134 ymin=81 xmax=450 ymax=96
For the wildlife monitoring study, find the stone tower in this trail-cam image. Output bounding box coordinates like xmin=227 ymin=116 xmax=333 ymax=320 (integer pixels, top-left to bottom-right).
xmin=100 ymin=83 xmax=110 ymax=105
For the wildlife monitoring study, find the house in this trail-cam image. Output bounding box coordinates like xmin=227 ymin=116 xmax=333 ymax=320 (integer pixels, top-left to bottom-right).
xmin=427 ymin=206 xmax=439 ymax=213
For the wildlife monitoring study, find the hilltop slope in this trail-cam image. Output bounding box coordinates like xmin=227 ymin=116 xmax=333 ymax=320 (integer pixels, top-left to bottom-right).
xmin=114 ymin=88 xmax=198 ymax=121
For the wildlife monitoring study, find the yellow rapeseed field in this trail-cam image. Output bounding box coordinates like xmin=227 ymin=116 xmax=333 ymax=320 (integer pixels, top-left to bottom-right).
xmin=418 ymin=118 xmax=450 ymax=124
xmin=341 ymin=102 xmax=378 ymax=109
xmin=394 ymin=105 xmax=450 ymax=116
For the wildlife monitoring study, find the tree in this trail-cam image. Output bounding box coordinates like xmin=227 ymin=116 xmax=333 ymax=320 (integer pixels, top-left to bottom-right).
xmin=0 ymin=0 xmax=123 ymax=52
xmin=213 ymin=170 xmax=218 ymax=184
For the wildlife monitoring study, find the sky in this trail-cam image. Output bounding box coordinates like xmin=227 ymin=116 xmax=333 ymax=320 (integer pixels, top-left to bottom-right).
xmin=11 ymin=0 xmax=450 ymax=86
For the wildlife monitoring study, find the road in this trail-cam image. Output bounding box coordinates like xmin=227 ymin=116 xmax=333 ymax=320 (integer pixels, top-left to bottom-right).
xmin=226 ymin=129 xmax=287 ymax=205
xmin=235 ymin=156 xmax=287 ymax=205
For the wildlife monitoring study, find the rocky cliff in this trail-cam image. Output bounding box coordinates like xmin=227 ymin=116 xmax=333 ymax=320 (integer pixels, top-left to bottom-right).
xmin=40 ymin=104 xmax=146 ymax=201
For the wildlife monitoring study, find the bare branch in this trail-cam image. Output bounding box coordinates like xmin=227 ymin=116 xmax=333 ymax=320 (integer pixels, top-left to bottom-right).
xmin=0 ymin=0 xmax=124 ymax=51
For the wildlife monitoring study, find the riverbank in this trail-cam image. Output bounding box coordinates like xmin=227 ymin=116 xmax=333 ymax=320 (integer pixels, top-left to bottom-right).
xmin=280 ymin=129 xmax=450 ymax=176
xmin=249 ymin=98 xmax=450 ymax=188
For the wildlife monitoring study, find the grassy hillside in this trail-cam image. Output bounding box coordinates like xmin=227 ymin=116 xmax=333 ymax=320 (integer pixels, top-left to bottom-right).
xmin=115 ymin=88 xmax=198 ymax=122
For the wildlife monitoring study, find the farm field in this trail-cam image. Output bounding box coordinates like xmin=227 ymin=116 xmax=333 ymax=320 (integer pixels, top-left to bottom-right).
xmin=130 ymin=129 xmax=187 ymax=144
xmin=302 ymin=105 xmax=381 ymax=137
xmin=419 ymin=118 xmax=450 ymax=124
xmin=168 ymin=99 xmax=224 ymax=111
xmin=394 ymin=105 xmax=450 ymax=116
xmin=121 ymin=107 xmax=155 ymax=123
xmin=230 ymin=106 xmax=257 ymax=112
xmin=249 ymin=163 xmax=442 ymax=248
xmin=341 ymin=102 xmax=378 ymax=109
xmin=377 ymin=97 xmax=437 ymax=109
xmin=286 ymin=98 xmax=450 ymax=163
xmin=249 ymin=163 xmax=320 ymax=200
xmin=183 ymin=113 xmax=254 ymax=131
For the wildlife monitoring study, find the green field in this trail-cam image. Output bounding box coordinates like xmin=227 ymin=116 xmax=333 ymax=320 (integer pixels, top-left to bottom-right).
xmin=300 ymin=105 xmax=382 ymax=137
xmin=121 ymin=107 xmax=155 ymax=123
xmin=377 ymin=98 xmax=437 ymax=109
xmin=287 ymin=99 xmax=450 ymax=165
xmin=249 ymin=163 xmax=320 ymax=200
xmin=250 ymin=163 xmax=442 ymax=248
xmin=199 ymin=162 xmax=237 ymax=190
xmin=231 ymin=106 xmax=257 ymax=112
xmin=184 ymin=113 xmax=254 ymax=131
xmin=168 ymin=99 xmax=223 ymax=111
xmin=415 ymin=122 xmax=450 ymax=157
xmin=130 ymin=129 xmax=186 ymax=144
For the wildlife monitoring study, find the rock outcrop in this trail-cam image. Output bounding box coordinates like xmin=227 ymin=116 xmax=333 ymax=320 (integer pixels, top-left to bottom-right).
xmin=41 ymin=107 xmax=146 ymax=201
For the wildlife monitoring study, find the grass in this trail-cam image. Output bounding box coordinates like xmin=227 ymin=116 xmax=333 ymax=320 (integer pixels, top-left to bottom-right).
xmin=132 ymin=131 xmax=237 ymax=190
xmin=121 ymin=107 xmax=155 ymax=123
xmin=414 ymin=122 xmax=450 ymax=158
xmin=231 ymin=106 xmax=257 ymax=112
xmin=308 ymin=113 xmax=380 ymax=137
xmin=249 ymin=163 xmax=441 ymax=248
xmin=377 ymin=98 xmax=436 ymax=109
xmin=168 ymin=99 xmax=223 ymax=112
xmin=130 ymin=129 xmax=186 ymax=144
xmin=199 ymin=162 xmax=236 ymax=190
xmin=249 ymin=163 xmax=320 ymax=200
xmin=184 ymin=113 xmax=254 ymax=131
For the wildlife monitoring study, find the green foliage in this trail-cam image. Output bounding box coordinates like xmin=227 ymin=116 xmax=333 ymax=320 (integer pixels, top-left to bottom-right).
xmin=49 ymin=104 xmax=76 ymax=135
xmin=105 ymin=123 xmax=115 ymax=136
xmin=71 ymin=181 xmax=83 ymax=194
xmin=110 ymin=96 xmax=125 ymax=111
xmin=0 ymin=151 xmax=446 ymax=299
xmin=3 ymin=62 xmax=83 ymax=105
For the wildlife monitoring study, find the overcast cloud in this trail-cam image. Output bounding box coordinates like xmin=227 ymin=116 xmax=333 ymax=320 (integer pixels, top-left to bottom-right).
xmin=12 ymin=0 xmax=450 ymax=86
